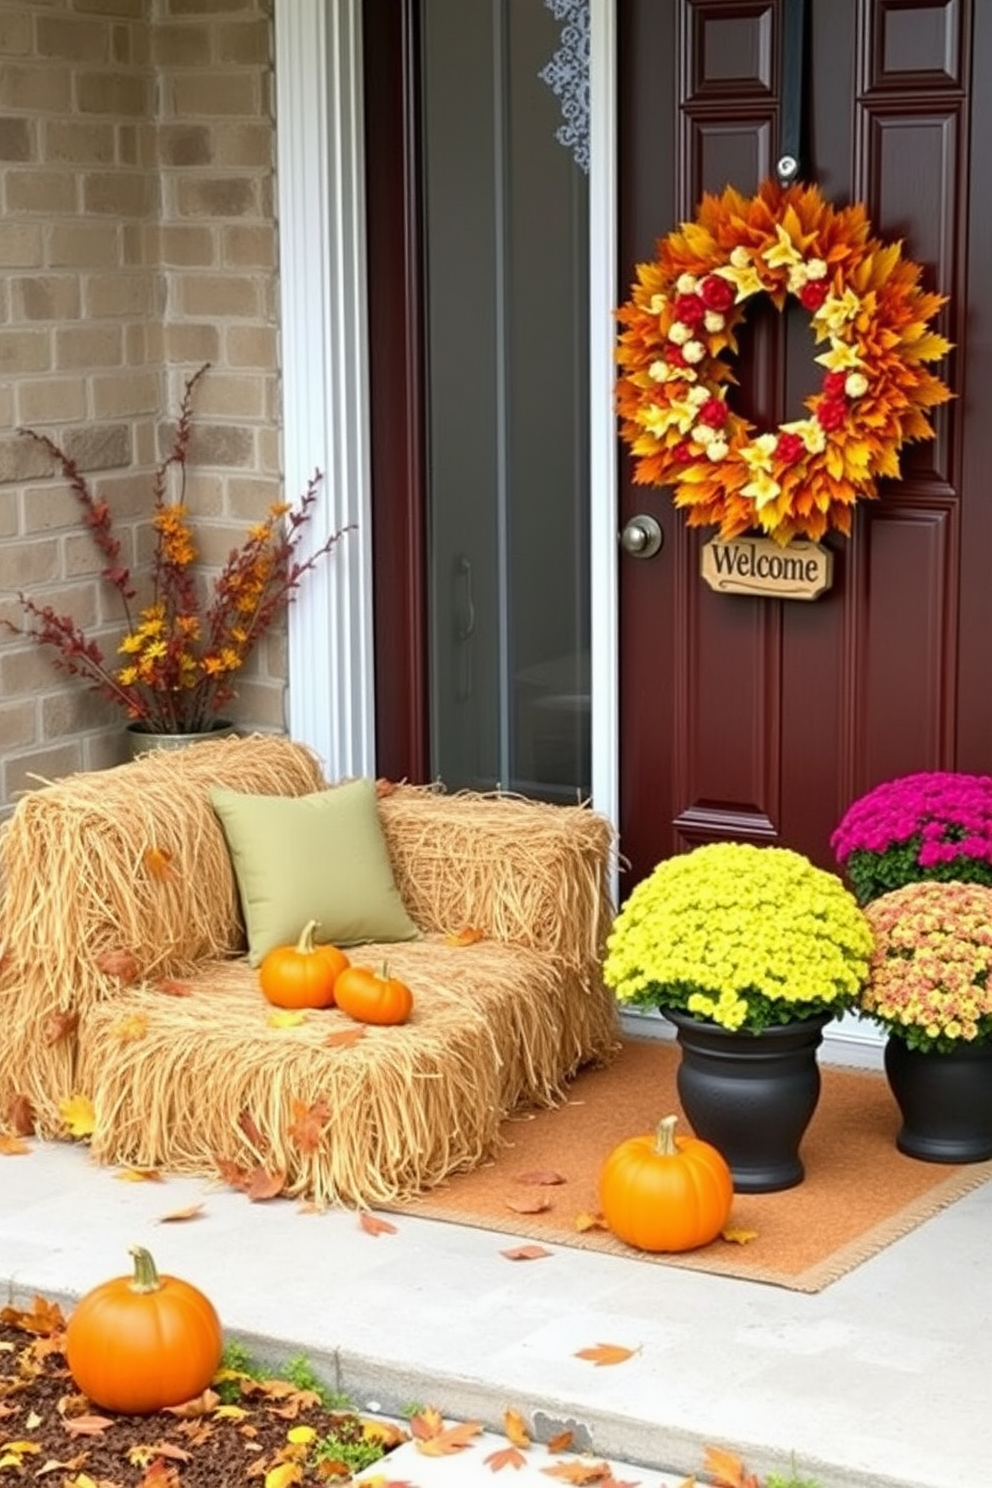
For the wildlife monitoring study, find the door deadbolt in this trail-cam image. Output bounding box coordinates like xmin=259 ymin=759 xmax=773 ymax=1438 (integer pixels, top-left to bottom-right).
xmin=619 ymin=514 xmax=663 ymax=559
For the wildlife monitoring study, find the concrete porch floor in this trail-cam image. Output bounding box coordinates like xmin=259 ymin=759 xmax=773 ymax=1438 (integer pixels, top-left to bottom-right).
xmin=1 ymin=1046 xmax=988 ymax=1488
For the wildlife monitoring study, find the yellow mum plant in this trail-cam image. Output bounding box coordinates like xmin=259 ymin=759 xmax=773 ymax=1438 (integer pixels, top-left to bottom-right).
xmin=603 ymin=841 xmax=873 ymax=1033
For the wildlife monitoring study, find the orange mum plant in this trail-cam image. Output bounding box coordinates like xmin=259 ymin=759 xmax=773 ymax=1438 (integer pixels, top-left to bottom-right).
xmin=616 ymin=179 xmax=953 ymax=544
xmin=8 ymin=365 xmax=348 ymax=734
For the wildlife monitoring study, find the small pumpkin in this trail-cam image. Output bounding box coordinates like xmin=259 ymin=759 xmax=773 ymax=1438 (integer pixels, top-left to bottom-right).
xmin=334 ymin=962 xmax=413 ymax=1025
xmin=599 ymin=1114 xmax=733 ymax=1253
xmin=65 ymin=1246 xmax=223 ymax=1414
xmin=258 ymin=919 xmax=349 ymax=1009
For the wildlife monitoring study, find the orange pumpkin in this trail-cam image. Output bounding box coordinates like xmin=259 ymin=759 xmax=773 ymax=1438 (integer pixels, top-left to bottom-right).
xmin=65 ymin=1246 xmax=223 ymax=1414
xmin=258 ymin=919 xmax=349 ymax=1009
xmin=334 ymin=963 xmax=413 ymax=1025
xmin=599 ymin=1114 xmax=733 ymax=1253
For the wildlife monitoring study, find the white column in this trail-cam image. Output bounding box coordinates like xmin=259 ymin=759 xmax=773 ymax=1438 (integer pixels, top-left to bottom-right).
xmin=273 ymin=0 xmax=375 ymax=782
xmin=589 ymin=1 xmax=619 ymax=846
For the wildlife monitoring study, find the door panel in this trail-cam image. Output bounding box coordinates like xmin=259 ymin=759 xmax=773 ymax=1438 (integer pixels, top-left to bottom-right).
xmin=617 ymin=0 xmax=989 ymax=886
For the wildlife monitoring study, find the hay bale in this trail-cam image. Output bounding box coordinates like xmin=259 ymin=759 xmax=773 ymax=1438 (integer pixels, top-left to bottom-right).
xmin=0 ymin=734 xmax=325 ymax=1131
xmin=379 ymin=785 xmax=617 ymax=966
xmin=76 ymin=935 xmax=615 ymax=1205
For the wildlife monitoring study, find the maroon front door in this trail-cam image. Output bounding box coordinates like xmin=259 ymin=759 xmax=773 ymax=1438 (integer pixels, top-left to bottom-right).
xmin=617 ymin=0 xmax=992 ymax=886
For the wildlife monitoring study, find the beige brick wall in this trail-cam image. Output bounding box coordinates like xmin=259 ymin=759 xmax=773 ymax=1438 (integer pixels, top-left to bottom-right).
xmin=0 ymin=0 xmax=286 ymax=816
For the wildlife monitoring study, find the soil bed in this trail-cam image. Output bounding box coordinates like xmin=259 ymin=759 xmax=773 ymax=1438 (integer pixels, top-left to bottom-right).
xmin=0 ymin=1296 xmax=399 ymax=1486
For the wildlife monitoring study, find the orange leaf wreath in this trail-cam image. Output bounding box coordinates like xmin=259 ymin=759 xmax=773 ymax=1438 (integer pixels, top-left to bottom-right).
xmin=615 ymin=179 xmax=953 ymax=544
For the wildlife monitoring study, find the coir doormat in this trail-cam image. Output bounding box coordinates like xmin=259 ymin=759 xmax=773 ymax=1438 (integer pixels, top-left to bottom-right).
xmin=387 ymin=1037 xmax=992 ymax=1292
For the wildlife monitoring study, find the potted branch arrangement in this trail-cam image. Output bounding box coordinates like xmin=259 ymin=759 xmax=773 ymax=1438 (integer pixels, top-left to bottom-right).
xmin=6 ymin=365 xmax=348 ymax=749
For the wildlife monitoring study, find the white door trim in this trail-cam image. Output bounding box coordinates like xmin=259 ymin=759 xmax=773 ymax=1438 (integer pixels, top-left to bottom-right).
xmin=588 ymin=0 xmax=620 ymax=840
xmin=274 ymin=0 xmax=376 ymax=781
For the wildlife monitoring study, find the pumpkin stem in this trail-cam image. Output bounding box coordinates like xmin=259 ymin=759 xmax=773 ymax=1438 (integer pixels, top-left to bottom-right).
xmin=654 ymin=1115 xmax=680 ymax=1156
xmin=128 ymin=1245 xmax=163 ymax=1294
xmin=296 ymin=920 xmax=319 ymax=954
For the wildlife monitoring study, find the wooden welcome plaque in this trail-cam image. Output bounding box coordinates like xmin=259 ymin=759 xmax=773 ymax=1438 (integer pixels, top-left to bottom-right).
xmin=701 ymin=536 xmax=833 ymax=600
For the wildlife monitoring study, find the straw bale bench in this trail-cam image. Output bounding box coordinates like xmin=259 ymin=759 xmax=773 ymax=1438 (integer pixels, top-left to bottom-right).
xmin=0 ymin=735 xmax=619 ymax=1205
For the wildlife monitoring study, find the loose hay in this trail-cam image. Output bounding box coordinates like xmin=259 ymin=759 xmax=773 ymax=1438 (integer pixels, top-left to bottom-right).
xmin=1 ymin=742 xmax=620 ymax=1203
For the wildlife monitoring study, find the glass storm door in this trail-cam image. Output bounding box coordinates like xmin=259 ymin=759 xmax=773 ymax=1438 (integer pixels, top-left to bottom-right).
xmin=419 ymin=0 xmax=591 ymax=803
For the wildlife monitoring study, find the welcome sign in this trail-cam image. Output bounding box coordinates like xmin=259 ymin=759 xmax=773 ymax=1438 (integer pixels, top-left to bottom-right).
xmin=701 ymin=536 xmax=833 ymax=600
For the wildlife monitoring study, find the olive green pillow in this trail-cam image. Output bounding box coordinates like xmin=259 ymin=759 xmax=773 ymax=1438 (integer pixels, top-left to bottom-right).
xmin=209 ymin=777 xmax=420 ymax=966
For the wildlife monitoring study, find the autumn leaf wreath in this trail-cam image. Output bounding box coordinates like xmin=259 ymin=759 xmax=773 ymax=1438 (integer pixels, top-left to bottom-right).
xmin=616 ymin=178 xmax=953 ymax=546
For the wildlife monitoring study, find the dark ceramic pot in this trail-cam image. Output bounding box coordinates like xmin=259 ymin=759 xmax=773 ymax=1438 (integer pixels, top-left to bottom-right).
xmin=884 ymin=1033 xmax=992 ymax=1163
xmin=663 ymin=1009 xmax=834 ymax=1193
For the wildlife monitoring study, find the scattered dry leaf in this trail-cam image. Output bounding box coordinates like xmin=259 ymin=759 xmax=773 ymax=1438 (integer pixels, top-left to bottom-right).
xmin=500 ymin=1244 xmax=552 ymax=1262
xmin=154 ymin=978 xmax=193 ymax=998
xmin=574 ymin=1212 xmax=607 ymax=1233
xmin=43 ymin=1010 xmax=79 ymax=1046
xmin=143 ymin=845 xmax=177 ymax=882
xmin=266 ymin=1009 xmax=307 ymax=1029
xmin=358 ymin=1211 xmax=397 ymax=1237
xmin=263 ymin=1462 xmax=303 ymax=1488
xmin=415 ymin=1420 xmax=484 ymax=1457
xmin=503 ymin=1408 xmax=531 ymax=1448
xmin=573 ymin=1343 xmax=638 ymax=1367
xmin=408 ymin=1408 xmax=445 ymax=1441
xmin=485 ymin=1444 xmax=528 ymax=1471
xmin=164 ymin=1390 xmax=220 ymax=1418
xmin=246 ymin=1167 xmax=286 ymax=1202
xmin=721 ymin=1226 xmax=758 ymax=1245
xmin=59 ymin=1094 xmax=96 ymax=1139
xmin=287 ymin=1098 xmax=331 ymax=1154
xmin=541 ymin=1461 xmax=613 ymax=1483
xmin=6 ymin=1093 xmax=36 ymax=1136
xmin=516 ymin=1170 xmax=566 ymax=1186
xmin=127 ymin=1442 xmax=193 ymax=1466
xmin=702 ymin=1445 xmax=760 ymax=1488
xmin=504 ymin=1193 xmax=551 ymax=1215
xmin=443 ymin=926 xmax=484 ymax=946
xmin=546 ymin=1429 xmax=574 ymax=1454
xmin=96 ymin=949 xmax=139 ymax=983
xmin=115 ymin=1167 xmax=162 ymax=1183
xmin=0 ymin=1296 xmax=65 ymax=1335
xmin=0 ymin=1134 xmax=31 ymax=1156
xmin=238 ymin=1110 xmax=268 ymax=1152
xmin=34 ymin=1452 xmax=88 ymax=1476
xmin=157 ymin=1203 xmax=205 ymax=1223
xmin=61 ymin=1414 xmax=115 ymax=1437
xmin=324 ymin=1026 xmax=366 ymax=1049
xmin=140 ymin=1460 xmax=184 ymax=1488
xmin=361 ymin=1420 xmax=408 ymax=1450
xmin=111 ymin=1013 xmax=148 ymax=1043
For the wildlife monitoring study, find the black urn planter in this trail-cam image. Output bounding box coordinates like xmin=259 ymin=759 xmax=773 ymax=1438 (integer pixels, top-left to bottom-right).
xmin=884 ymin=1034 xmax=992 ymax=1163
xmin=663 ymin=1009 xmax=833 ymax=1193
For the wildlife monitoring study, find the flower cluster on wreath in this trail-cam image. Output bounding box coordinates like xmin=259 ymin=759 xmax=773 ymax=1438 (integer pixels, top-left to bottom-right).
xmin=6 ymin=365 xmax=348 ymax=735
xmin=831 ymin=770 xmax=992 ymax=905
xmin=861 ymin=880 xmax=992 ymax=1054
xmin=602 ymin=841 xmax=873 ymax=1033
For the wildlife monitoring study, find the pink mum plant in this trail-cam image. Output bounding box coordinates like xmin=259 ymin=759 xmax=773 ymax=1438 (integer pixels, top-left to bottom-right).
xmin=831 ymin=771 xmax=992 ymax=905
